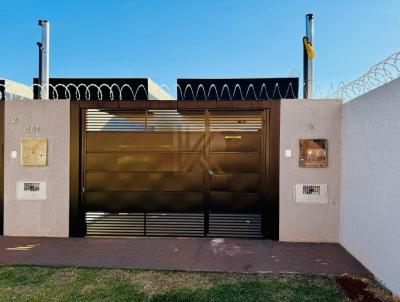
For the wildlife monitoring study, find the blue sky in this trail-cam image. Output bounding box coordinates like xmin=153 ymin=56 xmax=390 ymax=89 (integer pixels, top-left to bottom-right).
xmin=1 ymin=0 xmax=400 ymax=97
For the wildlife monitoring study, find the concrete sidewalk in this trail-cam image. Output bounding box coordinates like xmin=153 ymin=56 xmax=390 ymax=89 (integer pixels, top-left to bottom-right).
xmin=0 ymin=236 xmax=370 ymax=275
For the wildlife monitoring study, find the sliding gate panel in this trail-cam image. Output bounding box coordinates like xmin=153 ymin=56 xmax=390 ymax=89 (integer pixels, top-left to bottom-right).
xmin=83 ymin=109 xmax=266 ymax=237
xmin=207 ymin=112 xmax=264 ymax=237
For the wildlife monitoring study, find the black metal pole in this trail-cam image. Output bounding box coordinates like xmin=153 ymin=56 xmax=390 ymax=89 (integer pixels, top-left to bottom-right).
xmin=303 ymin=37 xmax=308 ymax=98
xmin=37 ymin=42 xmax=43 ymax=99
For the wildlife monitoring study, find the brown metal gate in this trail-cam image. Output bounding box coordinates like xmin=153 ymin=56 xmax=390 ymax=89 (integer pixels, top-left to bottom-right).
xmin=81 ymin=108 xmax=271 ymax=238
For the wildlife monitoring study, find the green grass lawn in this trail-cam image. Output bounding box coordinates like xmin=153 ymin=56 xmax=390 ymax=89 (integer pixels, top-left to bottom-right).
xmin=0 ymin=266 xmax=392 ymax=302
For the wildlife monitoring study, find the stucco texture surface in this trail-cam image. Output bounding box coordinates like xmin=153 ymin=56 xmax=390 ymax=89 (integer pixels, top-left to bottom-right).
xmin=340 ymin=79 xmax=400 ymax=295
xmin=4 ymin=100 xmax=70 ymax=237
xmin=279 ymin=99 xmax=342 ymax=242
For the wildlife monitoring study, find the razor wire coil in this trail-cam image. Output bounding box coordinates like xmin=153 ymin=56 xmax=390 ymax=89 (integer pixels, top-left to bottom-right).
xmin=328 ymin=51 xmax=400 ymax=102
xmin=1 ymin=82 xmax=297 ymax=101
xmin=3 ymin=51 xmax=398 ymax=102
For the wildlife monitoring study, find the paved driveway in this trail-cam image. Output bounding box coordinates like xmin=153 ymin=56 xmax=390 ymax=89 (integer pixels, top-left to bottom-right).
xmin=0 ymin=236 xmax=370 ymax=275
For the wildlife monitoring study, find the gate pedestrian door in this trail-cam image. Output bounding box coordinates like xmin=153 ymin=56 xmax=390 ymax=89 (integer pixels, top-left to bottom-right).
xmin=83 ymin=109 xmax=268 ymax=238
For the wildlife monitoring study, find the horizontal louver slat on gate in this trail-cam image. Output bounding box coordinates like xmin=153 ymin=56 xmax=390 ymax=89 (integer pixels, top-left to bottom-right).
xmin=86 ymin=212 xmax=205 ymax=237
xmin=210 ymin=112 xmax=262 ymax=132
xmin=86 ymin=109 xmax=205 ymax=132
xmin=208 ymin=214 xmax=262 ymax=238
xmin=86 ymin=110 xmax=146 ymax=131
xmin=86 ymin=212 xmax=145 ymax=236
xmin=146 ymin=213 xmax=204 ymax=236
xmin=147 ymin=110 xmax=205 ymax=132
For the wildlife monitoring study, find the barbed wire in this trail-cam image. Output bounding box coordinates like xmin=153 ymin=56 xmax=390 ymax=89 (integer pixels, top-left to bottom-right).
xmin=177 ymin=82 xmax=296 ymax=100
xmin=3 ymin=52 xmax=400 ymax=102
xmin=328 ymin=51 xmax=400 ymax=102
xmin=1 ymin=82 xmax=297 ymax=101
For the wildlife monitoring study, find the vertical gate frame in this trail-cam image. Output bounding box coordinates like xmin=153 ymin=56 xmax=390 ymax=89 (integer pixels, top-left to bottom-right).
xmin=267 ymin=101 xmax=280 ymax=240
xmin=70 ymin=102 xmax=85 ymax=236
xmin=81 ymin=107 xmax=88 ymax=235
xmin=261 ymin=109 xmax=268 ymax=237
xmin=204 ymin=109 xmax=210 ymax=236
xmin=70 ymin=100 xmax=280 ymax=239
xmin=0 ymin=101 xmax=4 ymax=235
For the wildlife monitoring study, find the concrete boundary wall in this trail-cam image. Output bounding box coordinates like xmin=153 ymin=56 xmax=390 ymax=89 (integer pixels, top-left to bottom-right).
xmin=4 ymin=100 xmax=70 ymax=237
xmin=279 ymin=99 xmax=342 ymax=242
xmin=340 ymin=78 xmax=400 ymax=295
xmin=2 ymin=96 xmax=399 ymax=295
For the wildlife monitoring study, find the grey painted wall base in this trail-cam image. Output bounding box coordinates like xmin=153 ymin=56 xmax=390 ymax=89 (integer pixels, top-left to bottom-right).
xmin=279 ymin=99 xmax=342 ymax=242
xmin=341 ymin=79 xmax=400 ymax=295
xmin=4 ymin=100 xmax=70 ymax=237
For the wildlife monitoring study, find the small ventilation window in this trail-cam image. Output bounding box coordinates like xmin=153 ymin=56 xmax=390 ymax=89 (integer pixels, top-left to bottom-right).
xmin=302 ymin=185 xmax=321 ymax=195
xmin=24 ymin=182 xmax=40 ymax=192
xmin=16 ymin=181 xmax=47 ymax=200
xmin=295 ymin=184 xmax=327 ymax=204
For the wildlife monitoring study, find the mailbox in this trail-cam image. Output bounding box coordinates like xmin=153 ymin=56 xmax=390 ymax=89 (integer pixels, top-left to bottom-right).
xmin=299 ymin=139 xmax=327 ymax=168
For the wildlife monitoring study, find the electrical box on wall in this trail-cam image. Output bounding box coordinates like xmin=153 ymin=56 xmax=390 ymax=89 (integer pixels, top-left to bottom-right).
xmin=16 ymin=181 xmax=47 ymax=200
xmin=295 ymin=184 xmax=328 ymax=204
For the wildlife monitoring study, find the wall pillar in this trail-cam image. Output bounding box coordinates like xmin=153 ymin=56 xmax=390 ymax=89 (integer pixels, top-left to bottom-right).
xmin=4 ymin=100 xmax=70 ymax=237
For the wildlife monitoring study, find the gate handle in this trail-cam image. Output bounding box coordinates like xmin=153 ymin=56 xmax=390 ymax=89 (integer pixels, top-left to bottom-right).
xmin=224 ymin=135 xmax=242 ymax=139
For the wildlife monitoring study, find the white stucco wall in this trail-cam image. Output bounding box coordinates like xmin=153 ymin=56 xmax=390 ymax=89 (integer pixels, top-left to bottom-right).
xmin=340 ymin=79 xmax=400 ymax=295
xmin=279 ymin=99 xmax=342 ymax=242
xmin=4 ymin=100 xmax=70 ymax=237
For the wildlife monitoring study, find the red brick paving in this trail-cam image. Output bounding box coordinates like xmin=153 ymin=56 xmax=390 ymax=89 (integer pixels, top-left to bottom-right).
xmin=0 ymin=236 xmax=370 ymax=275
